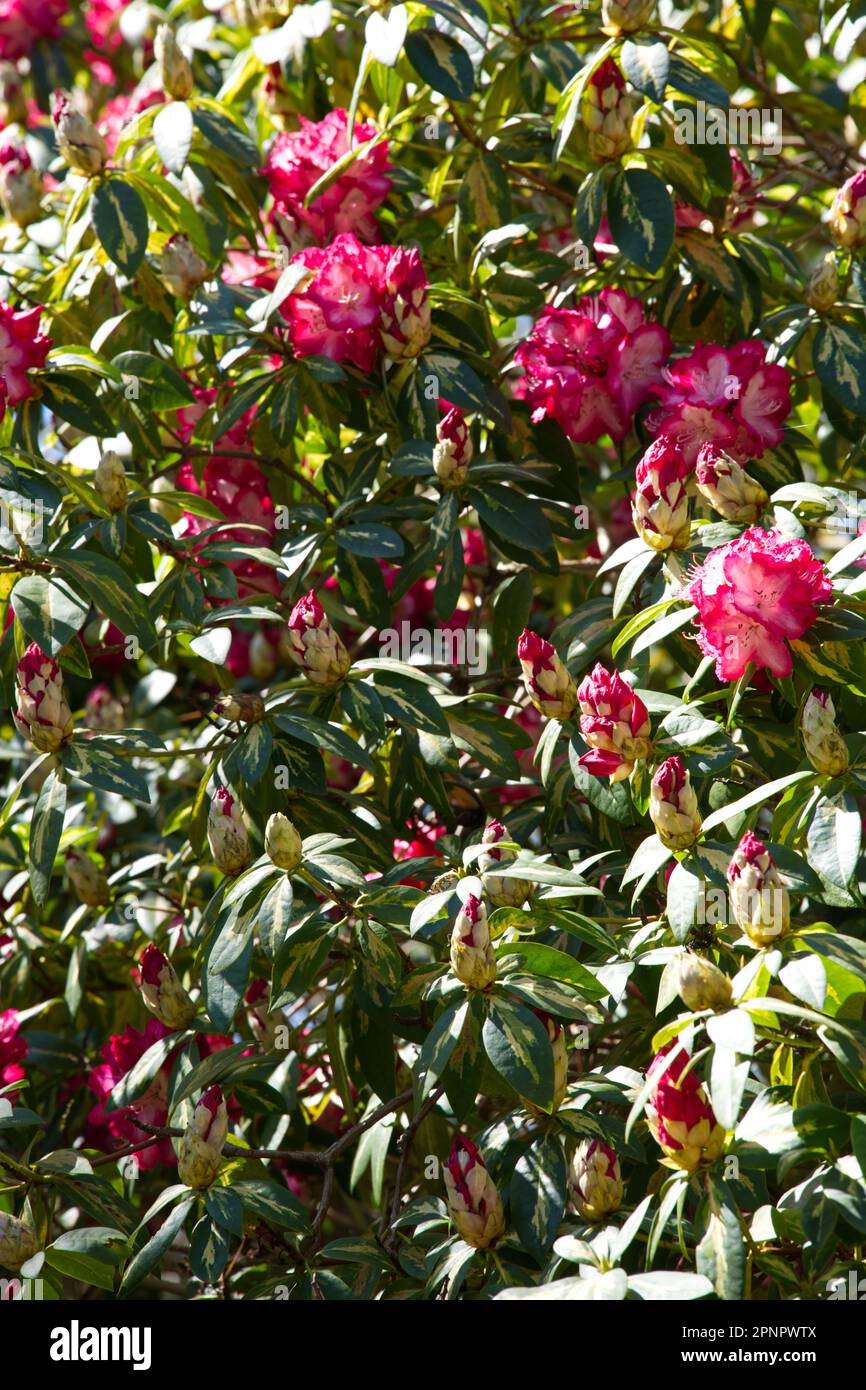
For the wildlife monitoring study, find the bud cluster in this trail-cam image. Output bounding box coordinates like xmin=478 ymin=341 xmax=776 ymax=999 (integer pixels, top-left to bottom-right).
xmin=576 ymin=663 xmax=651 ymax=782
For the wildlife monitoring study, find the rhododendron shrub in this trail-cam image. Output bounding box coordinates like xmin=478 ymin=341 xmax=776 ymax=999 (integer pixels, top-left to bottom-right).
xmin=0 ymin=0 xmax=865 ymax=1316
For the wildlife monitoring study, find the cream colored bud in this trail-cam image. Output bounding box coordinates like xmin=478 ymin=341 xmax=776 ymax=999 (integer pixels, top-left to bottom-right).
xmin=265 ymin=812 xmax=303 ymax=872
xmin=449 ymin=894 xmax=496 ymax=990
xmin=155 ymin=24 xmax=194 ymax=100
xmin=94 ymin=450 xmax=128 ymax=512
xmin=161 ymin=235 xmax=209 ymax=300
xmin=676 ymin=953 xmax=733 ymax=1012
xmin=0 ymin=1212 xmax=39 ymax=1270
xmin=51 ymin=91 xmax=108 ymax=175
xmin=801 ymin=689 xmax=849 ymax=777
xmin=806 ymin=254 xmax=840 ymax=314
xmin=213 ymin=692 xmax=265 ymax=723
xmin=65 ymin=851 xmax=110 ymax=908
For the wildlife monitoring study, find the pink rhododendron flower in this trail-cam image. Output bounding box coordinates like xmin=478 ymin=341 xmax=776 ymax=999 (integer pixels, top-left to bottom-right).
xmin=0 ymin=1008 xmax=27 ymax=1092
xmin=0 ymin=301 xmax=51 ymax=404
xmin=514 ymin=287 xmax=671 ymax=443
xmin=85 ymin=0 xmax=126 ymax=51
xmin=0 ymin=0 xmax=67 ymax=59
xmin=263 ymin=108 xmax=391 ymax=245
xmin=284 ymin=231 xmax=430 ymax=372
xmin=653 ymin=340 xmax=791 ymax=465
xmin=685 ymin=527 xmax=831 ymax=681
xmin=284 ymin=232 xmax=384 ymax=371
xmin=86 ymin=1019 xmax=175 ymax=1169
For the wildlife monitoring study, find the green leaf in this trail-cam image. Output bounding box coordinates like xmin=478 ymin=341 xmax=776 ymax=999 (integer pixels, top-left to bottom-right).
xmin=121 ymin=1197 xmax=194 ymax=1294
xmin=511 ymin=1132 xmax=567 ymax=1260
xmin=91 ymin=177 xmax=149 ymax=275
xmin=814 ymin=320 xmax=866 ymax=417
xmin=171 ymin=1041 xmax=273 ymax=1108
xmin=373 ymin=670 xmax=450 ymax=736
xmin=482 ymin=995 xmax=554 ymax=1109
xmin=405 ymin=29 xmax=474 ymax=100
xmin=53 ymin=549 xmax=158 ymax=651
xmin=11 ymin=575 xmax=89 ymax=657
xmin=29 ymin=769 xmax=67 ymax=908
xmin=620 ymin=40 xmax=670 ymax=103
xmin=414 ymin=999 xmax=468 ymax=1099
xmin=497 ymin=940 xmax=607 ymax=999
xmin=696 ymin=1180 xmax=746 ymax=1300
xmin=46 ymin=1227 xmax=127 ymax=1293
xmin=258 ymin=875 xmax=295 ymax=959
xmin=607 ymin=169 xmax=675 ymax=274
xmin=153 ymin=101 xmax=194 ymax=175
xmin=458 ymin=154 xmax=512 ymax=228
xmin=231 ymin=1179 xmax=308 ymax=1233
xmin=189 ymin=1215 xmax=229 ymax=1283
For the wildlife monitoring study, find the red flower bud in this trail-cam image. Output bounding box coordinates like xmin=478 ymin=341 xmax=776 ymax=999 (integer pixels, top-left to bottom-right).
xmin=576 ymin=662 xmax=651 ymax=782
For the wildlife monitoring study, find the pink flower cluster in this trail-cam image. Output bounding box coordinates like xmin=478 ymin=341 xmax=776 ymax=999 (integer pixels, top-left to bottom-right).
xmin=175 ymin=389 xmax=280 ymax=601
xmin=263 ymin=109 xmax=391 ymax=246
xmin=0 ymin=301 xmax=51 ymax=412
xmin=652 ymin=340 xmax=791 ymax=465
xmin=86 ymin=1019 xmax=175 ymax=1170
xmin=685 ymin=527 xmax=831 ymax=681
xmin=0 ymin=0 xmax=66 ymax=60
xmin=515 ymin=288 xmax=671 ymax=443
xmin=284 ymin=232 xmax=431 ymax=372
xmin=0 ymin=1008 xmax=26 ymax=1092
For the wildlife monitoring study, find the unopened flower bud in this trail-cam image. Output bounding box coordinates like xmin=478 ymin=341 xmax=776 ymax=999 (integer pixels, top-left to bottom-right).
xmin=161 ymin=234 xmax=208 ymax=300
xmin=443 ymin=1136 xmax=505 ymax=1249
xmin=518 ymin=629 xmax=577 ymax=721
xmin=378 ymin=246 xmax=431 ymax=360
xmin=154 ymin=24 xmax=194 ymax=101
xmin=213 ymin=692 xmax=265 ymax=723
xmin=576 ymin=662 xmax=651 ymax=782
xmin=650 ymin=755 xmax=701 ymax=851
xmin=675 ymin=953 xmax=733 ymax=1012
xmin=602 ymin=0 xmax=656 ymax=31
xmin=694 ymin=443 xmax=768 ymax=525
xmin=726 ymin=832 xmax=790 ymax=947
xmin=207 ymin=787 xmax=252 ymax=876
xmin=645 ymin=1040 xmax=725 ymax=1172
xmin=84 ymin=683 xmax=125 ymax=732
xmin=478 ymin=819 xmax=534 ymax=908
xmin=801 ymin=688 xmax=849 ymax=777
xmin=94 ymin=450 xmax=128 ymax=513
xmin=571 ymin=1139 xmax=623 ymax=1220
xmin=139 ymin=943 xmax=196 ymax=1029
xmin=449 ymin=893 xmax=496 ymax=990
xmin=582 ymin=58 xmax=635 ymax=162
xmin=0 ymin=140 xmax=43 ymax=227
xmin=177 ymin=1085 xmax=228 ymax=1189
xmin=0 ymin=1212 xmax=39 ymax=1270
xmin=806 ymin=253 xmax=840 ymax=314
xmin=14 ymin=643 xmax=74 ymax=752
xmin=265 ymin=812 xmax=302 ymax=872
xmin=829 ymin=171 xmax=866 ymax=250
xmin=65 ymin=850 xmax=110 ymax=907
xmin=286 ymin=590 xmax=351 ymax=687
xmin=0 ymin=63 xmax=27 ymax=126
xmin=51 ymin=91 xmax=108 ymax=175
xmin=633 ymin=437 xmax=691 ymax=551
xmin=249 ymin=630 xmax=278 ymax=680
xmin=521 ymin=1011 xmax=568 ymax=1114
xmin=433 ymin=407 xmax=472 ymax=489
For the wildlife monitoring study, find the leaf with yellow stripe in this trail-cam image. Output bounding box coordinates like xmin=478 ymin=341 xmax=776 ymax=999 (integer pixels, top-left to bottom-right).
xmin=91 ymin=177 xmax=149 ymax=275
xmin=482 ymin=994 xmax=554 ymax=1110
